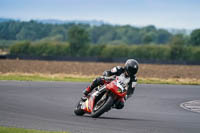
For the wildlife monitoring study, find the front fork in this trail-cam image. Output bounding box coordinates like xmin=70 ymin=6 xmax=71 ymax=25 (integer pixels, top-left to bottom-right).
xmin=109 ymin=92 xmax=125 ymax=109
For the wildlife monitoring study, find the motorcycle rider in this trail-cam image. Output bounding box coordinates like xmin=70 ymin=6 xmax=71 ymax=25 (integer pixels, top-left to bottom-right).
xmin=83 ymin=59 xmax=139 ymax=109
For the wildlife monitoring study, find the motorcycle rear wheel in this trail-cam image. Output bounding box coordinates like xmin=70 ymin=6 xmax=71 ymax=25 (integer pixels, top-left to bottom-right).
xmin=91 ymin=95 xmax=114 ymax=118
xmin=74 ymin=99 xmax=85 ymax=116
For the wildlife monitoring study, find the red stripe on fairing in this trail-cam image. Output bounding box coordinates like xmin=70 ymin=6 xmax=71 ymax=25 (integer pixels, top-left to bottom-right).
xmin=83 ymin=100 xmax=89 ymax=112
xmin=89 ymin=98 xmax=93 ymax=113
xmin=91 ymin=96 xmax=96 ymax=113
xmin=82 ymin=93 xmax=96 ymax=113
xmin=84 ymin=95 xmax=95 ymax=113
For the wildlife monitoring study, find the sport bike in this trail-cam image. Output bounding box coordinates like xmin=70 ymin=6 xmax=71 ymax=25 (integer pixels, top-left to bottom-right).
xmin=74 ymin=76 xmax=128 ymax=118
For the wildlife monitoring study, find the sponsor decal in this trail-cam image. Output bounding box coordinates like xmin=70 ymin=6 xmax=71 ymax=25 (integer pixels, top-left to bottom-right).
xmin=117 ymin=88 xmax=122 ymax=93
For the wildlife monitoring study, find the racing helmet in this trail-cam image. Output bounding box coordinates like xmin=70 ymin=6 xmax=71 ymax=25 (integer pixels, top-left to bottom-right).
xmin=125 ymin=59 xmax=139 ymax=76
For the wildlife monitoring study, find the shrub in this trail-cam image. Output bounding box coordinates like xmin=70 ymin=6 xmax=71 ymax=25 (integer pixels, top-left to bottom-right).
xmin=10 ymin=41 xmax=30 ymax=55
xmin=9 ymin=41 xmax=200 ymax=63
xmin=10 ymin=41 xmax=70 ymax=57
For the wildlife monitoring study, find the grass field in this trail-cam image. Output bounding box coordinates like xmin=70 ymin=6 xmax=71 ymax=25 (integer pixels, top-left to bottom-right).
xmin=0 ymin=59 xmax=200 ymax=85
xmin=0 ymin=73 xmax=199 ymax=85
xmin=0 ymin=126 xmax=68 ymax=133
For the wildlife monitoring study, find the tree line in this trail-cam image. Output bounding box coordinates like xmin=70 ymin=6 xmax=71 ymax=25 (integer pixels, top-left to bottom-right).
xmin=1 ymin=20 xmax=200 ymax=46
xmin=1 ymin=20 xmax=200 ymax=63
xmin=9 ymin=25 xmax=200 ymax=63
xmin=0 ymin=20 xmax=179 ymax=44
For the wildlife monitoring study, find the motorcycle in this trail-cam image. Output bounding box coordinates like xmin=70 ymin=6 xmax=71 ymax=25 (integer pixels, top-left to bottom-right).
xmin=74 ymin=75 xmax=128 ymax=118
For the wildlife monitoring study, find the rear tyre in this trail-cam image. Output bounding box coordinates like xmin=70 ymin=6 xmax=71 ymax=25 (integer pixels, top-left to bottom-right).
xmin=91 ymin=95 xmax=114 ymax=118
xmin=74 ymin=99 xmax=85 ymax=116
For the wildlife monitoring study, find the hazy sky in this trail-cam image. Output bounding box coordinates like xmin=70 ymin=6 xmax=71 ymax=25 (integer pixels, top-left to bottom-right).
xmin=0 ymin=0 xmax=199 ymax=29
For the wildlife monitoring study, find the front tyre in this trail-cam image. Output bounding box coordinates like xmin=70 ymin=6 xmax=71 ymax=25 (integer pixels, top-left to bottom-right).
xmin=91 ymin=95 xmax=114 ymax=118
xmin=74 ymin=99 xmax=85 ymax=116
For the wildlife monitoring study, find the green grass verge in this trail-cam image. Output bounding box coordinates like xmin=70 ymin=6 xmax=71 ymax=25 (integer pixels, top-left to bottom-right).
xmin=0 ymin=74 xmax=93 ymax=82
xmin=0 ymin=73 xmax=199 ymax=85
xmin=0 ymin=126 xmax=68 ymax=133
xmin=138 ymin=78 xmax=200 ymax=85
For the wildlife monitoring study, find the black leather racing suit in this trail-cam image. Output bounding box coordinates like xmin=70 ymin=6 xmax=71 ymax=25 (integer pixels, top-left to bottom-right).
xmin=84 ymin=66 xmax=137 ymax=109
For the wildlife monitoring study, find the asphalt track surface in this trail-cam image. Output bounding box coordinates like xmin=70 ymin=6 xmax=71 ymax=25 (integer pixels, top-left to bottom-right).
xmin=0 ymin=81 xmax=200 ymax=133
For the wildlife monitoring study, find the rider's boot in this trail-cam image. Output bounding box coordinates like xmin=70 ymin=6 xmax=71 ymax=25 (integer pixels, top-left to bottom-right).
xmin=83 ymin=77 xmax=103 ymax=96
xmin=83 ymin=86 xmax=91 ymax=96
xmin=81 ymin=86 xmax=91 ymax=102
xmin=82 ymin=77 xmax=105 ymax=101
